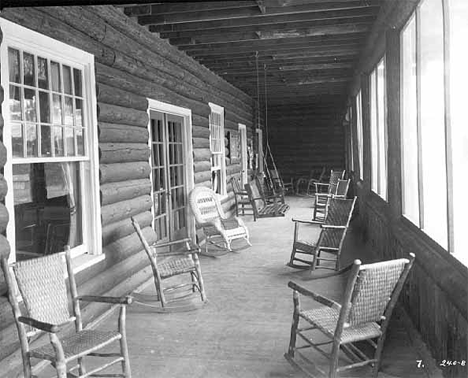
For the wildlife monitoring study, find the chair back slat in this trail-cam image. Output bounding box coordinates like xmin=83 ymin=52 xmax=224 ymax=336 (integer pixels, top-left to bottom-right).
xmin=348 ymin=258 xmax=408 ymax=325
xmin=14 ymin=253 xmax=70 ymax=325
xmin=328 ymin=170 xmax=345 ymax=193
xmin=231 ymin=176 xmax=243 ymax=194
xmin=189 ymin=186 xmax=225 ymax=225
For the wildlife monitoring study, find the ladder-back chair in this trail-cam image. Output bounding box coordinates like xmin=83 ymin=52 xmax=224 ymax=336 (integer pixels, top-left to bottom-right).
xmin=288 ymin=197 xmax=356 ymax=270
xmin=285 ymin=254 xmax=415 ymax=378
xmin=189 ymin=186 xmax=251 ymax=253
xmin=131 ymin=217 xmax=207 ymax=312
xmin=313 ymin=179 xmax=351 ymax=223
xmin=1 ymin=248 xmax=132 ymax=378
xmin=230 ymin=176 xmax=253 ymax=216
xmin=314 ymin=169 xmax=345 ymax=194
xmin=244 ymin=179 xmax=290 ymax=221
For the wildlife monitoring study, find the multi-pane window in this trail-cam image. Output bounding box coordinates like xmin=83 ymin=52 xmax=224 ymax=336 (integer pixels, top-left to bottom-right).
xmin=209 ymin=103 xmax=226 ymax=195
xmin=369 ymin=57 xmax=388 ymax=200
xmin=355 ymin=90 xmax=364 ymax=180
xmin=1 ymin=19 xmax=99 ymax=262
xmin=400 ymin=0 xmax=467 ymax=262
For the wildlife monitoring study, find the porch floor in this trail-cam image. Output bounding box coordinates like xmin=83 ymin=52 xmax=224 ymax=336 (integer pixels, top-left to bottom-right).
xmin=42 ymin=196 xmax=443 ymax=378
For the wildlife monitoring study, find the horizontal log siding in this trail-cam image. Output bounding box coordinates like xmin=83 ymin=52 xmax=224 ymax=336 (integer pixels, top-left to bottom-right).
xmin=0 ymin=5 xmax=255 ymax=375
xmin=268 ymin=108 xmax=345 ymax=181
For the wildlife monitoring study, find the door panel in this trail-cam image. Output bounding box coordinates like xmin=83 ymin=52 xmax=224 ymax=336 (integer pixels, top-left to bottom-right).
xmin=149 ymin=111 xmax=187 ymax=242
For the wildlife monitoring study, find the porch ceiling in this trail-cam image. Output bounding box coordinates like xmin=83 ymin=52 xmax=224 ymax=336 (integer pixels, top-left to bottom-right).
xmin=120 ymin=0 xmax=383 ymax=111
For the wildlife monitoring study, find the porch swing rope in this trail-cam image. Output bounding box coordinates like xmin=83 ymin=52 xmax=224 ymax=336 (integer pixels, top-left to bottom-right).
xmin=263 ymin=63 xmax=280 ymax=180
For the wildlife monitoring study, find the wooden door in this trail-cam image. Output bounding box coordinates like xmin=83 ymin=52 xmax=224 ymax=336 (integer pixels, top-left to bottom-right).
xmin=149 ymin=111 xmax=188 ymax=241
xmin=239 ymin=124 xmax=248 ymax=185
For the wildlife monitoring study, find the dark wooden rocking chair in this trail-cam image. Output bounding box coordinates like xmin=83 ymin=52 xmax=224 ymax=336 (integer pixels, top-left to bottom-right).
xmin=131 ymin=217 xmax=207 ymax=312
xmin=244 ymin=179 xmax=290 ymax=221
xmin=230 ymin=176 xmax=253 ymax=216
xmin=287 ymin=197 xmax=356 ymax=270
xmin=313 ymin=179 xmax=351 ymax=223
xmin=285 ymin=253 xmax=415 ymax=378
xmin=1 ymin=248 xmax=132 ymax=378
xmin=314 ymin=169 xmax=345 ymax=194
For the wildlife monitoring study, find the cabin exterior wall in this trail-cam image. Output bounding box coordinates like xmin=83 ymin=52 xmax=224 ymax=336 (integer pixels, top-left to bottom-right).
xmin=0 ymin=5 xmax=256 ymax=376
xmin=347 ymin=1 xmax=468 ymax=377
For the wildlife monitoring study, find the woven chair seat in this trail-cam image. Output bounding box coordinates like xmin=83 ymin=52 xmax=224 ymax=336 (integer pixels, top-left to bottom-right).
xmin=30 ymin=329 xmax=121 ymax=361
xmin=159 ymin=257 xmax=196 ymax=278
xmin=293 ymin=240 xmax=317 ymax=253
xmin=300 ymin=305 xmax=382 ymax=344
xmin=258 ymin=203 xmax=290 ymax=216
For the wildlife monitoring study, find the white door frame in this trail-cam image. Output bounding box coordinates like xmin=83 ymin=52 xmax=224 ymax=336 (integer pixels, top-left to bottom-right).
xmin=238 ymin=124 xmax=248 ymax=185
xmin=147 ymin=99 xmax=195 ymax=241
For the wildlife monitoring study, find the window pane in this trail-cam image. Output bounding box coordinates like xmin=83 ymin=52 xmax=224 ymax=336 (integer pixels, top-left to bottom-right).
xmin=8 ymin=48 xmax=20 ymax=83
xmin=14 ymin=162 xmax=83 ymax=259
xmin=419 ymin=0 xmax=447 ymax=248
xmin=24 ymin=88 xmax=37 ymax=122
xmin=51 ymin=61 xmax=61 ymax=92
xmin=75 ymin=99 xmax=83 ymax=127
xmin=39 ymin=91 xmax=50 ymax=123
xmin=76 ymin=128 xmax=85 ymax=156
xmin=370 ymin=70 xmax=378 ymax=193
xmin=25 ymin=124 xmax=38 ymax=157
xmin=63 ymin=65 xmax=72 ymax=95
xmin=37 ymin=57 xmax=48 ymax=90
xmin=377 ymin=58 xmax=387 ymax=199
xmin=52 ymin=94 xmax=62 ymax=124
xmin=449 ymin=0 xmax=468 ymax=259
xmin=41 ymin=125 xmax=52 ymax=157
xmin=73 ymin=68 xmax=82 ymax=97
xmin=12 ymin=123 xmax=23 ymax=158
xmin=65 ymin=127 xmax=75 ymax=156
xmin=64 ymin=96 xmax=74 ymax=125
xmin=401 ymin=16 xmax=420 ymax=225
xmin=53 ymin=126 xmax=64 ymax=157
xmin=23 ymin=52 xmax=35 ymax=87
xmin=9 ymin=85 xmax=22 ymax=121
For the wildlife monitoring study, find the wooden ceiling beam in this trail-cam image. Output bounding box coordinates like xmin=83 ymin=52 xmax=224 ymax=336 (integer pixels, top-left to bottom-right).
xmin=146 ymin=7 xmax=379 ymax=31
xmin=139 ymin=1 xmax=255 ymax=15
xmin=168 ymin=23 xmax=369 ymax=46
xmin=213 ymin=63 xmax=354 ymax=75
xmin=136 ymin=1 xmax=380 ymax=26
xmin=158 ymin=15 xmax=376 ymax=39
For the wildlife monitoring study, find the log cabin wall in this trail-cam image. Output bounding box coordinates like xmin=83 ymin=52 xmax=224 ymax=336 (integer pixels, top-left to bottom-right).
xmin=0 ymin=5 xmax=255 ymax=376
xmin=268 ymin=104 xmax=345 ymax=181
xmin=347 ymin=1 xmax=467 ymax=377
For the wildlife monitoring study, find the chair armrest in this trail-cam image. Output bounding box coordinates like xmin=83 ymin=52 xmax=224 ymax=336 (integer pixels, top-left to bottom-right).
xmin=314 ymin=183 xmax=330 ymax=188
xmin=157 ymin=249 xmax=200 ymax=257
xmin=320 ymin=225 xmax=346 ymax=229
xmin=78 ymin=295 xmax=133 ymax=305
xmin=18 ymin=316 xmax=74 ymax=333
xmin=288 ymin=281 xmax=340 ymax=310
xmin=292 ymin=218 xmax=323 ymax=225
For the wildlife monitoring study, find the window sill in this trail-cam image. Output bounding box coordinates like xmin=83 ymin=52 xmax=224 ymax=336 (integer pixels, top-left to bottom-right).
xmin=71 ymin=253 xmax=105 ymax=274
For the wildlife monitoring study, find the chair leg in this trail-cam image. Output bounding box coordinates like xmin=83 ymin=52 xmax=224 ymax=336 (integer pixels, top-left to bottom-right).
xmin=329 ymin=339 xmax=341 ymax=378
xmin=119 ymin=306 xmax=132 ymax=378
xmin=372 ymin=334 xmax=386 ymax=377
xmin=78 ymin=357 xmax=86 ymax=376
xmin=287 ymin=290 xmax=300 ymax=358
xmin=193 ymin=254 xmax=207 ymax=302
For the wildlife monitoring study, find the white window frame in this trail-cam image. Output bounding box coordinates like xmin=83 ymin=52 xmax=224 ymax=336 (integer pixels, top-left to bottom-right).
xmin=0 ymin=19 xmax=101 ymax=266
xmin=356 ymin=90 xmax=364 ymax=180
xmin=208 ymin=102 xmax=226 ymax=196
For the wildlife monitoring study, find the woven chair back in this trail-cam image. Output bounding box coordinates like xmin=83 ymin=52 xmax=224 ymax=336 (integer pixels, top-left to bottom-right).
xmin=335 ymin=179 xmax=350 ymax=197
xmin=326 ymin=197 xmax=356 ymax=226
xmin=14 ymin=253 xmax=70 ymax=326
xmin=231 ymin=176 xmax=243 ymax=194
xmin=348 ymin=258 xmax=408 ymax=325
xmin=189 ymin=186 xmax=225 ymax=225
xmin=328 ymin=170 xmax=345 ymax=194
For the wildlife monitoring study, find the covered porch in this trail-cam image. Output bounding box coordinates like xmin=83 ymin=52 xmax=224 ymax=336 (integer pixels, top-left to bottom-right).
xmin=39 ymin=196 xmax=442 ymax=378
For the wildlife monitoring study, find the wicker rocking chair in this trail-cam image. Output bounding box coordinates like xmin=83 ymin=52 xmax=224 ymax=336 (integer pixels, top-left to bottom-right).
xmin=131 ymin=217 xmax=207 ymax=312
xmin=285 ymin=254 xmax=415 ymax=378
xmin=288 ymin=197 xmax=356 ymax=271
xmin=189 ymin=186 xmax=251 ymax=253
xmin=1 ymin=248 xmax=132 ymax=378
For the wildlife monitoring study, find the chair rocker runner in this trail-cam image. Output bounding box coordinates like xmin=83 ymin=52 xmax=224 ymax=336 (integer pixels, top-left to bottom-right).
xmin=313 ymin=179 xmax=350 ymax=223
xmin=1 ymin=248 xmax=132 ymax=378
xmin=189 ymin=186 xmax=251 ymax=253
xmin=288 ymin=197 xmax=356 ymax=271
xmin=131 ymin=217 xmax=207 ymax=312
xmin=285 ymin=254 xmax=415 ymax=378
xmin=244 ymin=179 xmax=290 ymax=221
